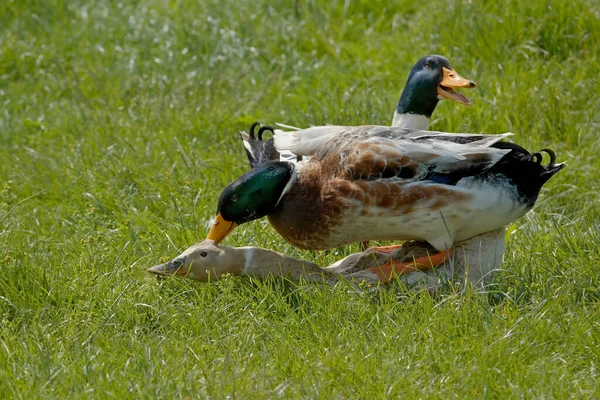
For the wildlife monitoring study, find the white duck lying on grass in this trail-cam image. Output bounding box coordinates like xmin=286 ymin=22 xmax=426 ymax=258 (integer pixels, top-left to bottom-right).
xmin=148 ymin=228 xmax=505 ymax=291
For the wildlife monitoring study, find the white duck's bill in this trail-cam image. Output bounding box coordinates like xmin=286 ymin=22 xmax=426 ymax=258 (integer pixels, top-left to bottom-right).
xmin=147 ymin=263 xmax=186 ymax=276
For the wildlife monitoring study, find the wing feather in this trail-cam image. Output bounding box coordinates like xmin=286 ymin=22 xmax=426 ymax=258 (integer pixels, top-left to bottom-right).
xmin=273 ymin=124 xmax=514 ymax=158
xmin=273 ymin=125 xmax=355 ymax=156
xmin=321 ymin=135 xmax=510 ymax=185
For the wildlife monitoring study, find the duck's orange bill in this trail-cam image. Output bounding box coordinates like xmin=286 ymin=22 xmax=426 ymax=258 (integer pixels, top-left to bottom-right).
xmin=440 ymin=67 xmax=476 ymax=88
xmin=438 ymin=67 xmax=476 ymax=105
xmin=206 ymin=213 xmax=238 ymax=243
xmin=369 ymin=249 xmax=453 ymax=284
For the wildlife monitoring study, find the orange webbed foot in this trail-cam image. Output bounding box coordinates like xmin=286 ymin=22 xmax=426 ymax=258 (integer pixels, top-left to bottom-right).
xmin=368 ymin=249 xmax=453 ymax=283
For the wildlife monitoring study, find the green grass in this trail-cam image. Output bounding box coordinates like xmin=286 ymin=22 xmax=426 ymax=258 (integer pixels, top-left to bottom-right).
xmin=1 ymin=0 xmax=600 ymax=397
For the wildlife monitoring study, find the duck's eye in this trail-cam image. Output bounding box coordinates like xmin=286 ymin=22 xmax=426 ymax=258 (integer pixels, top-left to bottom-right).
xmin=230 ymin=193 xmax=239 ymax=202
xmin=200 ymin=251 xmax=208 ymax=257
xmin=425 ymin=61 xmax=432 ymax=68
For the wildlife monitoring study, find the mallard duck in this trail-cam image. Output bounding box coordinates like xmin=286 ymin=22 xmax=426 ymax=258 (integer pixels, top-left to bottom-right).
xmin=240 ymin=55 xmax=475 ymax=168
xmin=148 ymin=228 xmax=505 ymax=289
xmin=206 ymin=125 xmax=563 ymax=271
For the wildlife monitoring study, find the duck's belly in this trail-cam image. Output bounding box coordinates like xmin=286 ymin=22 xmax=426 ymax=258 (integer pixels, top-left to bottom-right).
xmin=325 ymin=207 xmax=445 ymax=246
xmin=329 ymin=194 xmax=525 ymax=250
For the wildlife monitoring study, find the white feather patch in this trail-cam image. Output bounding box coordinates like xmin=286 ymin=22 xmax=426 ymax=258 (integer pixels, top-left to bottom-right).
xmin=243 ymin=247 xmax=255 ymax=273
xmin=391 ymin=112 xmax=430 ymax=129
xmin=273 ymin=126 xmax=350 ymax=156
xmin=276 ymin=164 xmax=298 ymax=205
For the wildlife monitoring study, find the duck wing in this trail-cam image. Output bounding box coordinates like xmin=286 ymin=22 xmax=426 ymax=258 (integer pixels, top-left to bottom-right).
xmin=273 ymin=124 xmax=513 ymax=158
xmin=313 ymin=127 xmax=513 ymax=184
xmin=273 ymin=125 xmax=355 ymax=156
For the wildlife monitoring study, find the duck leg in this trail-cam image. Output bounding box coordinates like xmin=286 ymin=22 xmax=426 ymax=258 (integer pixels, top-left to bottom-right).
xmin=368 ymin=248 xmax=452 ymax=283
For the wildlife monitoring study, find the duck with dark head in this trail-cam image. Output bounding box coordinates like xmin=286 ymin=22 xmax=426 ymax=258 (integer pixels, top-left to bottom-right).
xmin=240 ymin=55 xmax=476 ymax=169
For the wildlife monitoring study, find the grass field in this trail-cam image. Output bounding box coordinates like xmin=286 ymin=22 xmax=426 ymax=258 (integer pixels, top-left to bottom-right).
xmin=2 ymin=0 xmax=600 ymax=397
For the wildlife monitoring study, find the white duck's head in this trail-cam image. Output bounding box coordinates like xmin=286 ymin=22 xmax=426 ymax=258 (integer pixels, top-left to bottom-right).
xmin=147 ymin=240 xmax=243 ymax=281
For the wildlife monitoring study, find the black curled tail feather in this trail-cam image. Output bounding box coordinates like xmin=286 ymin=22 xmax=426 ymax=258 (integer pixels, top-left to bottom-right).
xmin=540 ymin=148 xmax=557 ymax=166
xmin=484 ymin=145 xmax=564 ymax=208
xmin=248 ymin=121 xmax=261 ymax=140
xmin=531 ymin=148 xmax=564 ymax=185
xmin=258 ymin=125 xmax=274 ymax=141
xmin=239 ymin=122 xmax=280 ymax=169
xmin=531 ymin=148 xmax=556 ymax=167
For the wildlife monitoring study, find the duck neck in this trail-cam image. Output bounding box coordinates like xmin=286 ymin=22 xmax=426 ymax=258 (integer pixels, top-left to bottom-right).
xmin=240 ymin=246 xmax=337 ymax=283
xmin=391 ymin=112 xmax=430 ymax=129
xmin=393 ymin=81 xmax=438 ymax=129
xmin=214 ymin=245 xmax=247 ymax=276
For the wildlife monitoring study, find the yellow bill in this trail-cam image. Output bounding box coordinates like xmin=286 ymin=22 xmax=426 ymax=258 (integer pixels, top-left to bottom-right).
xmin=438 ymin=67 xmax=476 ymax=105
xmin=206 ymin=213 xmax=238 ymax=243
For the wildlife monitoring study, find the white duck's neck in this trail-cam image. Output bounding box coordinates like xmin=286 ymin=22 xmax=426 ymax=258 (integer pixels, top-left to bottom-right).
xmin=391 ymin=111 xmax=430 ymax=129
xmin=239 ymin=246 xmax=336 ymax=282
